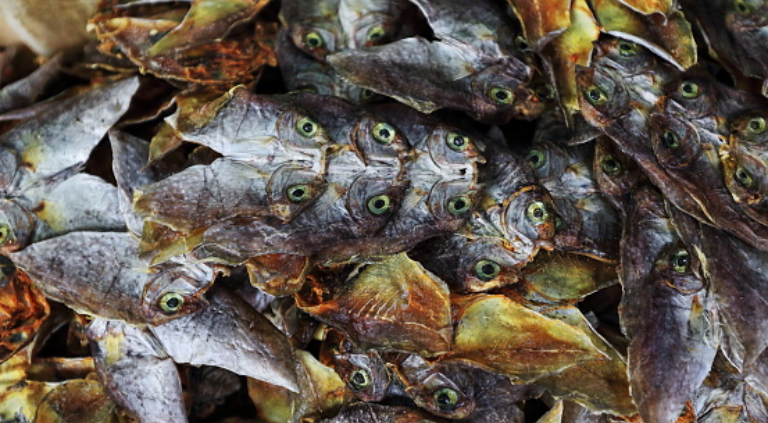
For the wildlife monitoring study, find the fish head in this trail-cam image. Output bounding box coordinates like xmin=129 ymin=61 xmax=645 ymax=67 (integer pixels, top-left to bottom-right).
xmin=141 ymin=263 xmax=214 ymax=325
xmin=650 ymin=112 xmax=704 ymax=169
xmin=575 ymin=66 xmax=632 ymax=130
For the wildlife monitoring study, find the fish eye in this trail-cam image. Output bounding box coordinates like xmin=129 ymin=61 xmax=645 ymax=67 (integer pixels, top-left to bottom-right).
xmin=535 ymin=84 xmax=556 ymax=101
xmin=367 ymin=194 xmax=392 ymax=215
xmin=366 ymin=25 xmax=386 ymax=43
xmin=583 ymin=85 xmax=609 ymax=106
xmin=601 ymin=155 xmax=622 ymax=176
xmin=671 ymin=249 xmax=691 ymax=273
xmin=748 ymin=116 xmax=766 ymax=134
xmin=679 ymin=81 xmax=700 ymax=99
xmin=447 ymin=196 xmax=472 ymax=216
xmin=297 ymin=117 xmax=319 ymax=138
xmin=349 ymin=368 xmax=372 ymax=390
xmin=0 ymin=225 xmax=10 ymax=245
xmin=304 ymin=31 xmax=324 ymax=48
xmin=526 ymin=149 xmax=546 ymax=170
xmin=446 ymin=132 xmax=470 ymax=152
xmin=474 ymin=259 xmax=501 ymax=281
xmin=661 ymin=129 xmax=681 ymax=150
xmin=617 ymin=40 xmax=639 ymax=57
xmin=373 ymin=122 xmax=396 ymax=144
xmin=286 ymin=184 xmax=312 ymax=203
xmin=735 ymin=166 xmax=754 ymax=188
xmin=433 ymin=387 xmax=460 ymax=411
xmin=526 ymin=201 xmax=550 ymax=224
xmin=361 ymin=89 xmax=375 ymax=100
xmin=489 ymin=87 xmax=514 ymax=105
xmin=159 ymin=292 xmax=185 ymax=314
xmin=735 ymin=0 xmax=752 ymax=14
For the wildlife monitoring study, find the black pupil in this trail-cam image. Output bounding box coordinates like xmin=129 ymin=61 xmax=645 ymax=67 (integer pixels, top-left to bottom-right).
xmin=675 ymin=253 xmax=689 ymax=268
xmin=454 ymin=199 xmax=466 ymax=210
xmin=750 ymin=120 xmax=761 ymax=130
xmin=737 ymin=170 xmax=749 ymax=184
xmin=452 ymin=136 xmax=465 ymax=147
xmin=620 ymin=43 xmax=630 ymax=51
xmin=9 ymin=332 xmax=24 ymax=343
xmin=683 ymin=84 xmax=694 ymax=94
xmin=533 ymin=207 xmax=544 ymax=219
xmin=437 ymin=393 xmax=453 ymax=406
xmin=530 ymin=154 xmax=540 ymax=165
xmin=481 ymin=264 xmax=495 ymax=275
xmin=363 ymin=89 xmax=373 ymax=98
xmin=292 ymin=188 xmax=305 ymax=198
xmin=379 ymin=128 xmax=391 ymax=139
xmin=308 ymin=37 xmax=320 ymax=46
xmin=370 ymin=31 xmax=382 ymax=39
xmin=352 ymin=372 xmax=366 ymax=386
xmin=495 ymin=90 xmax=509 ymax=100
xmin=738 ymin=2 xmax=747 ymax=11
xmin=605 ymin=159 xmax=618 ymax=171
xmin=662 ymin=131 xmax=677 ymax=148
xmin=589 ymin=89 xmax=601 ymax=101
xmin=166 ymin=297 xmax=180 ymax=309
xmin=302 ymin=122 xmax=314 ymax=133
xmin=374 ymin=199 xmax=386 ymax=209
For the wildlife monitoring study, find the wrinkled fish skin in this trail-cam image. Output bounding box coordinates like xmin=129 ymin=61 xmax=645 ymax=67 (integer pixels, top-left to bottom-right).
xmin=151 ymin=287 xmax=300 ymax=392
xmin=10 ymin=232 xmax=215 ymax=325
xmin=527 ymin=112 xmax=620 ymax=261
xmin=722 ymin=109 xmax=768 ymax=226
xmin=620 ymin=187 xmax=718 ymax=423
xmin=328 ymin=0 xmax=544 ymax=123
xmin=317 ymin=403 xmax=446 ymax=423
xmin=87 ymin=318 xmax=188 ymax=423
xmin=394 ymin=354 xmax=537 ymax=421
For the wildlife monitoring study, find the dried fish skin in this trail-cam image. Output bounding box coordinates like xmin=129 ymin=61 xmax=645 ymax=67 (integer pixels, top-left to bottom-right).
xmin=0 ymin=77 xmax=139 ymax=189
xmin=411 ymin=234 xmax=529 ymax=293
xmin=277 ymin=29 xmax=381 ymax=105
xmin=150 ymin=288 xmax=300 ymax=392
xmin=620 ymin=187 xmax=717 ymax=423
xmin=317 ymin=403 xmax=446 ymax=423
xmin=394 ymin=355 xmax=537 ymax=421
xmin=329 ymin=37 xmax=542 ymax=123
xmin=91 ymin=0 xmax=277 ymax=85
xmin=592 ymin=136 xmax=644 ymax=215
xmin=725 ymin=1 xmax=768 ymax=83
xmin=520 ymin=251 xmax=617 ymax=304
xmin=164 ymin=88 xmax=332 ymax=169
xmin=721 ymin=109 xmax=768 ymax=226
xmin=10 ymin=232 xmax=214 ymax=325
xmin=446 ymin=294 xmax=607 ymax=382
xmin=296 ymin=253 xmax=453 ymax=356
xmin=330 ymin=349 xmax=393 ymax=402
xmin=248 ymin=349 xmax=347 ymax=423
xmin=528 ymin=113 xmax=621 ymax=260
xmin=87 ymin=318 xmax=188 ymax=423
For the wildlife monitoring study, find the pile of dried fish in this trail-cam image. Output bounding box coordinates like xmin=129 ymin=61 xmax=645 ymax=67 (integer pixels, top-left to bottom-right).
xmin=1 ymin=0 xmax=768 ymax=422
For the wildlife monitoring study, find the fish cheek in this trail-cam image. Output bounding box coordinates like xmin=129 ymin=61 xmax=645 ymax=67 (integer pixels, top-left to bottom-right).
xmin=651 ymin=117 xmax=702 ymax=169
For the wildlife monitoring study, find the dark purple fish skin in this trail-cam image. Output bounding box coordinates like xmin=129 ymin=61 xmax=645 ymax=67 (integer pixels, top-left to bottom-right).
xmin=150 ymin=288 xmax=299 ymax=392
xmin=722 ymin=109 xmax=768 ymax=226
xmin=329 ymin=37 xmax=542 ymax=123
xmin=0 ymin=53 xmax=63 ymax=114
xmin=332 ymin=350 xmax=394 ymax=402
xmin=394 ymin=355 xmax=537 ymax=422
xmin=620 ymin=187 xmax=717 ymax=423
xmin=87 ymin=319 xmax=188 ymax=423
xmin=276 ymin=29 xmax=382 ymax=105
xmin=725 ymin=0 xmax=768 ymax=92
xmin=680 ymin=0 xmax=766 ymax=90
xmin=694 ymin=221 xmax=768 ymax=368
xmin=317 ymin=403 xmax=447 ymax=423
xmin=577 ymin=65 xmax=768 ymax=250
xmin=410 ymin=233 xmax=528 ymax=293
xmin=592 ymin=136 xmax=645 ymax=217
xmin=528 ymin=112 xmax=621 ymax=261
